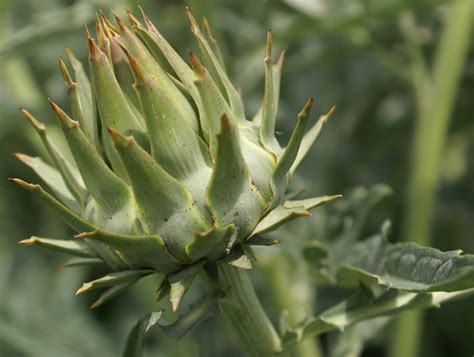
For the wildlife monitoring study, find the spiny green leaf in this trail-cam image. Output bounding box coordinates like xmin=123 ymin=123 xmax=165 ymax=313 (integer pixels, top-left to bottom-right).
xmin=190 ymin=51 xmax=233 ymax=153
xmin=76 ymin=229 xmax=182 ymax=273
xmin=207 ymin=115 xmax=266 ymax=238
xmin=19 ymin=236 xmax=96 ymax=258
xmin=168 ymin=261 xmax=205 ymax=312
xmin=252 ymin=195 xmax=341 ymax=236
xmin=272 ymin=97 xmax=313 ymax=193
xmin=128 ymin=53 xmax=212 ymax=213
xmin=290 ymin=105 xmax=335 ymax=175
xmin=91 ymin=280 xmax=138 ymax=309
xmin=332 ymin=234 xmax=474 ymax=292
xmin=282 ymin=289 xmax=474 ymax=347
xmin=186 ymin=9 xmax=245 ymax=121
xmin=59 ymin=257 xmax=105 ymax=269
xmin=108 ymin=129 xmax=210 ymax=261
xmin=15 ymin=153 xmax=79 ymax=212
xmin=253 ymin=51 xmax=285 ymax=125
xmin=88 ymin=36 xmax=146 ymax=180
xmin=76 ymin=269 xmax=153 ymax=295
xmin=260 ymin=30 xmax=280 ymax=154
xmin=10 ymin=179 xmax=95 ymax=233
xmin=20 ymin=109 xmax=87 ymax=204
xmin=49 ymin=101 xmax=133 ymax=216
xmin=113 ymin=13 xmax=198 ymax=132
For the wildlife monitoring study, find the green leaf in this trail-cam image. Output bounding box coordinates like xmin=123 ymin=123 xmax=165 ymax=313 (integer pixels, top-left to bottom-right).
xmin=252 ymin=195 xmax=341 ymax=236
xmin=20 ymin=109 xmax=87 ymax=204
xmin=10 ymin=179 xmax=95 ymax=233
xmin=282 ymin=288 xmax=474 ymax=347
xmin=59 ymin=257 xmax=105 ymax=269
xmin=168 ymin=261 xmax=205 ymax=312
xmin=113 ymin=14 xmax=198 ymax=132
xmin=88 ymin=37 xmax=146 ymax=180
xmin=49 ymin=101 xmax=133 ymax=216
xmin=259 ymin=31 xmax=280 ymax=154
xmin=221 ymin=245 xmax=253 ymax=270
xmin=190 ymin=52 xmax=233 ymax=154
xmin=159 ymin=296 xmax=219 ymax=339
xmin=252 ymin=51 xmax=285 ymax=126
xmin=122 ymin=311 xmax=162 ymax=357
xmin=128 ymin=53 xmax=212 ymax=213
xmin=15 ymin=153 xmax=79 ymax=212
xmin=186 ymin=9 xmax=245 ymax=121
xmin=290 ymin=106 xmax=335 ymax=175
xmin=76 ymin=269 xmax=153 ymax=295
xmin=206 ymin=116 xmax=266 ymax=238
xmin=76 ymin=229 xmax=182 ymax=273
xmin=108 ymin=129 xmax=209 ymax=261
xmin=90 ymin=280 xmax=139 ymax=309
xmin=272 ymin=97 xmax=313 ymax=194
xmin=19 ymin=236 xmax=96 ymax=258
xmin=333 ymin=234 xmax=474 ymax=292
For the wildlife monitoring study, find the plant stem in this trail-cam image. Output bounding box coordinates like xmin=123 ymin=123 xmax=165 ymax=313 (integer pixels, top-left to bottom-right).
xmin=218 ymin=263 xmax=282 ymax=356
xmin=389 ymin=1 xmax=472 ymax=357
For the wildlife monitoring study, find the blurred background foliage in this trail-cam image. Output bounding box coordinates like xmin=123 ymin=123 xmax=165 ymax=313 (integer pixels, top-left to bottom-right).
xmin=1 ymin=0 xmax=473 ymax=356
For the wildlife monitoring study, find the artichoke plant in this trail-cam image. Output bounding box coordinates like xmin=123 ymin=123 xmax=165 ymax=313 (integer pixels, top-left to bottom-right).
xmin=13 ymin=8 xmax=336 ymax=354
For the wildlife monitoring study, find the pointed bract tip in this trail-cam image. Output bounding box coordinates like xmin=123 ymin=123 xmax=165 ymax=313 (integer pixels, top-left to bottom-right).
xmin=14 ymin=152 xmax=33 ymax=164
xmin=298 ymin=97 xmax=314 ymax=120
xmin=107 ymin=127 xmax=133 ymax=147
xmin=220 ymin=113 xmax=231 ymax=129
xmin=9 ymin=178 xmax=38 ymax=191
xmin=265 ymin=30 xmax=273 ymax=63
xmin=277 ymin=50 xmax=286 ymax=67
xmin=112 ymin=10 xmax=126 ymax=32
xmin=58 ymin=57 xmax=73 ymax=85
xmin=76 ymin=282 xmax=92 ymax=295
xmin=323 ymin=105 xmax=336 ymax=124
xmin=186 ymin=7 xmax=200 ymax=33
xmin=18 ymin=237 xmax=36 ymax=245
xmin=202 ymin=17 xmax=216 ymax=41
xmin=189 ymin=51 xmax=206 ymax=77
xmin=87 ymin=36 xmax=100 ymax=58
xmin=20 ymin=109 xmax=46 ymax=132
xmin=84 ymin=24 xmax=92 ymax=38
xmin=90 ymin=300 xmax=101 ymax=309
xmin=49 ymin=99 xmax=77 ymax=129
xmin=126 ymin=52 xmax=145 ymax=82
xmin=126 ymin=10 xmax=140 ymax=28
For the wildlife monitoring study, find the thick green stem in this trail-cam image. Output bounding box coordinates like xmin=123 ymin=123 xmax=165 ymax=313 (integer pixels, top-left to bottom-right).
xmin=389 ymin=1 xmax=472 ymax=357
xmin=218 ymin=263 xmax=282 ymax=356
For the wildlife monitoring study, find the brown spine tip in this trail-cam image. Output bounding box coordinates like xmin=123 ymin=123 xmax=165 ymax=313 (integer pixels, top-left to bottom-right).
xmin=84 ymin=23 xmax=92 ymax=39
xmin=14 ymin=152 xmax=33 ymax=164
xmin=48 ymin=99 xmax=77 ymax=129
xmin=20 ymin=109 xmax=46 ymax=132
xmin=58 ymin=57 xmax=74 ymax=86
xmin=186 ymin=7 xmax=200 ymax=33
xmin=298 ymin=97 xmax=314 ymax=119
xmin=107 ymin=127 xmax=132 ymax=147
xmin=112 ymin=10 xmax=127 ymax=32
xmin=125 ymin=52 xmax=145 ymax=83
xmin=265 ymin=29 xmax=273 ymax=64
xmin=9 ymin=178 xmax=38 ymax=191
xmin=188 ymin=51 xmax=206 ymax=77
xmin=202 ymin=17 xmax=216 ymax=41
xmin=87 ymin=36 xmax=99 ymax=58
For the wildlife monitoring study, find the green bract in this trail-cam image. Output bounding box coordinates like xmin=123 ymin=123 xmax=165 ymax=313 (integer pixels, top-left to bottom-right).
xmin=14 ymin=9 xmax=337 ymax=309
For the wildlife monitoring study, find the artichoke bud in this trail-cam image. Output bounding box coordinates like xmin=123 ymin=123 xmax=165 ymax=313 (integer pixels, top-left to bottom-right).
xmin=14 ymin=8 xmax=339 ymax=309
